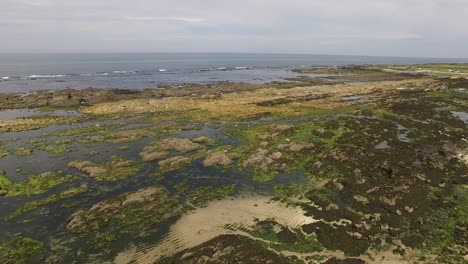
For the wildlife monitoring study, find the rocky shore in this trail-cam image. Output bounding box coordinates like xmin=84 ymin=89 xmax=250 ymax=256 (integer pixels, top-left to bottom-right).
xmin=0 ymin=64 xmax=467 ymax=263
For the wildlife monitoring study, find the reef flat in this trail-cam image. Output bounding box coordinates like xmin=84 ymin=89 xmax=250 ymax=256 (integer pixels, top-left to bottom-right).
xmin=0 ymin=64 xmax=467 ymax=263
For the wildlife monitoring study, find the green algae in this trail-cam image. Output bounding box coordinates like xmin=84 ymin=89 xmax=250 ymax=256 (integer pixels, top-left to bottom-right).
xmin=229 ymin=119 xmax=349 ymax=183
xmin=235 ymin=223 xmax=323 ymax=254
xmin=91 ymin=231 xmax=117 ymax=249
xmin=402 ymin=184 xmax=468 ymax=263
xmin=253 ymin=169 xmax=277 ymax=183
xmin=1 ymin=171 xmax=78 ymax=197
xmin=46 ymin=124 xmax=112 ymax=137
xmin=66 ymin=184 xmax=238 ymax=248
xmin=67 ymin=186 xmax=182 ymax=235
xmin=0 ymin=142 xmax=10 ymax=158
xmin=6 ymin=184 xmax=89 ymax=220
xmin=31 ymin=139 xmax=74 ymax=154
xmin=0 ymin=236 xmax=44 ymax=264
xmin=14 ymin=148 xmax=33 ymax=157
xmin=188 ymin=184 xmax=237 ymax=207
xmin=0 ymin=149 xmax=10 ymax=158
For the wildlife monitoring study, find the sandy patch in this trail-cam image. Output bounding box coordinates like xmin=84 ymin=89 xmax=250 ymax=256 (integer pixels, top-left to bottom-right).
xmin=115 ymin=195 xmax=316 ymax=264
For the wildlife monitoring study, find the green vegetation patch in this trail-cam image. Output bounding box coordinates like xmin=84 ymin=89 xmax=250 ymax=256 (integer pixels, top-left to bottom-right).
xmin=188 ymin=184 xmax=237 ymax=207
xmin=66 ymin=186 xmax=182 ymax=235
xmin=234 ymin=222 xmax=323 ymax=254
xmin=0 ymin=171 xmax=78 ymax=197
xmin=0 ymin=236 xmax=44 ymax=264
xmin=30 ymin=138 xmax=74 ymax=154
xmin=230 ymin=119 xmax=349 ymax=183
xmin=6 ymin=184 xmax=89 ymax=220
xmin=14 ymin=148 xmax=33 ymax=157
xmin=0 ymin=141 xmax=10 ymax=158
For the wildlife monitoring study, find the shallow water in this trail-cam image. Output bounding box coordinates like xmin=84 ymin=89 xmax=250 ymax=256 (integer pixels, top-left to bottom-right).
xmin=0 ymin=109 xmax=311 ymax=262
xmin=451 ymin=111 xmax=468 ymax=124
xmin=0 ymin=53 xmax=463 ymax=93
xmin=0 ymin=109 xmax=83 ymax=119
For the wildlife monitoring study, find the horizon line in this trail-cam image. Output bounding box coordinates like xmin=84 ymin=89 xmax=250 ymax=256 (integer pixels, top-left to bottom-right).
xmin=0 ymin=51 xmax=467 ymax=60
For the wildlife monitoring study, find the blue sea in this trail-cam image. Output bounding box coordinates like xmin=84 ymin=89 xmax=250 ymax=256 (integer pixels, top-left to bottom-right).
xmin=0 ymin=53 xmax=465 ymax=93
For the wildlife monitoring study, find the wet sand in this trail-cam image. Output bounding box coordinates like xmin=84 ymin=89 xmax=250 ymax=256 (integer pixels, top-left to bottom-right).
xmin=115 ymin=195 xmax=316 ymax=263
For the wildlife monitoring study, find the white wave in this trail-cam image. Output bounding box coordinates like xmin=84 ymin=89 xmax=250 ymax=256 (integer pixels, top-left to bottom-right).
xmin=235 ymin=66 xmax=248 ymax=70
xmin=27 ymin=74 xmax=66 ymax=79
xmin=1 ymin=77 xmax=9 ymax=80
xmin=158 ymin=69 xmax=167 ymax=72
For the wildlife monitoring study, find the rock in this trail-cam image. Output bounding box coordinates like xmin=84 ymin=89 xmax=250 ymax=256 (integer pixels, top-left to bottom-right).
xmin=67 ymin=186 xmax=168 ymax=234
xmin=203 ymin=151 xmax=233 ymax=167
xmin=67 ymin=160 xmax=108 ymax=177
xmin=0 ymin=189 xmax=8 ymax=196
xmin=277 ymin=142 xmax=314 ymax=153
xmin=270 ymin=152 xmax=283 ymax=160
xmin=121 ymin=187 xmax=161 ymax=207
xmin=158 ymin=138 xmax=200 ymax=152
xmin=139 ymin=138 xmax=199 ymax=162
xmin=353 ymin=195 xmax=370 ymax=205
xmin=381 ymin=224 xmax=389 ymax=231
xmin=380 ymin=196 xmax=397 ymax=206
xmin=404 ymin=206 xmax=414 ymax=213
xmin=332 ymin=179 xmax=344 ymax=191
xmin=243 ymin=149 xmax=275 ymax=171
xmin=159 ymin=156 xmax=191 ymax=171
xmin=417 ymin=217 xmax=424 ymax=225
xmin=395 ymin=209 xmax=402 ymax=216
xmin=269 ymin=124 xmax=294 ymax=133
xmin=325 ymin=203 xmax=339 ymax=210
xmin=139 ymin=147 xmax=168 ymax=162
xmin=348 ymin=232 xmax=363 ymax=239
xmin=191 ymin=136 xmax=216 ymax=145
xmin=258 ymin=134 xmax=272 ymax=141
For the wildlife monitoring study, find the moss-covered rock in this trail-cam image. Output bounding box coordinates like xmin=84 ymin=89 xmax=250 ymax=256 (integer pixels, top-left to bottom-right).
xmin=67 ymin=156 xmax=143 ymax=181
xmin=66 ymin=186 xmax=181 ymax=234
xmin=0 ymin=171 xmax=78 ymax=197
xmin=6 ymin=184 xmax=89 ymax=220
xmin=0 ymin=236 xmax=44 ymax=264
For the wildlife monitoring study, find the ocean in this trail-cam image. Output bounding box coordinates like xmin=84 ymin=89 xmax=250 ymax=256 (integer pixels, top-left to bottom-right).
xmin=0 ymin=53 xmax=465 ymax=93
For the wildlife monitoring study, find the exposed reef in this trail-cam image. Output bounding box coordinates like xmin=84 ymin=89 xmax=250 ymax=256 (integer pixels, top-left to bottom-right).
xmin=0 ymin=64 xmax=467 ymax=263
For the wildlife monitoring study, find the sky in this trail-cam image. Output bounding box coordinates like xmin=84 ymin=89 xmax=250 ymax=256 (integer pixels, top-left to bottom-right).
xmin=1 ymin=0 xmax=467 ymax=58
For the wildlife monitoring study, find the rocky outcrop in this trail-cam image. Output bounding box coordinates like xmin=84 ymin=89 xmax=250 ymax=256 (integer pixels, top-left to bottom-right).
xmin=67 ymin=186 xmax=173 ymax=233
xmin=67 ymin=161 xmax=107 ymax=177
xmin=203 ymin=151 xmax=234 ymax=167
xmin=159 ymin=156 xmax=192 ymax=172
xmin=191 ymin=136 xmax=216 ymax=145
xmin=243 ymin=148 xmax=286 ymax=171
xmin=159 ymin=138 xmax=200 ymax=152
xmin=277 ymin=142 xmax=314 ymax=153
xmin=139 ymin=138 xmax=200 ymax=162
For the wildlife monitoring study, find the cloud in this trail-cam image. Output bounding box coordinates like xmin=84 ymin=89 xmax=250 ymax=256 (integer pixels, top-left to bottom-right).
xmin=13 ymin=0 xmax=50 ymax=6
xmin=124 ymin=16 xmax=207 ymax=23
xmin=0 ymin=0 xmax=467 ymax=57
xmin=375 ymin=34 xmax=424 ymax=40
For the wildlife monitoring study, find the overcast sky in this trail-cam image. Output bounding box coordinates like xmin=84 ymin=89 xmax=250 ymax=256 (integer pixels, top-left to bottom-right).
xmin=1 ymin=0 xmax=467 ymax=57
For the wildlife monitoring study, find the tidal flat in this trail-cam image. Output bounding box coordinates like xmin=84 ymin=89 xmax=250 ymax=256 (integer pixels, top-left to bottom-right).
xmin=0 ymin=65 xmax=467 ymax=263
